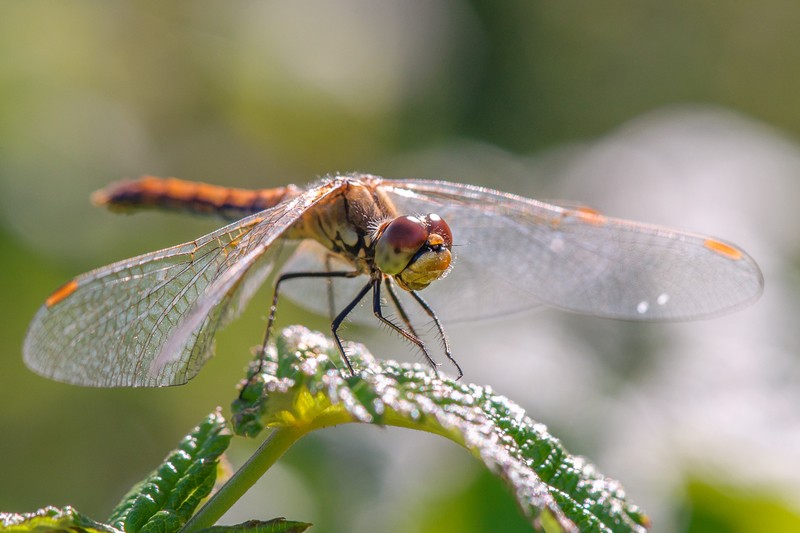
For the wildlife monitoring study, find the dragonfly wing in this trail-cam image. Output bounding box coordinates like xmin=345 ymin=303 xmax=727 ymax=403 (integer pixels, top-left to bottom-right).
xmin=381 ymin=179 xmax=764 ymax=322
xmin=23 ymin=183 xmax=337 ymax=387
xmin=276 ymin=240 xmax=373 ymax=324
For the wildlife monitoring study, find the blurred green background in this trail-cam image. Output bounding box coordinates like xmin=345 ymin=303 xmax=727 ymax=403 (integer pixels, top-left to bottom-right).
xmin=2 ymin=2 xmax=800 ymax=532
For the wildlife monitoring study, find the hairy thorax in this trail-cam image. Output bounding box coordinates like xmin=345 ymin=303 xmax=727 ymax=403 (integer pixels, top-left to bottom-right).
xmin=286 ymin=176 xmax=398 ymax=275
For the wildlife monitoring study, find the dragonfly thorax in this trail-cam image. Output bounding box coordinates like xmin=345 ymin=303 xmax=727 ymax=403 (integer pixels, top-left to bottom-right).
xmin=286 ymin=178 xmax=392 ymax=272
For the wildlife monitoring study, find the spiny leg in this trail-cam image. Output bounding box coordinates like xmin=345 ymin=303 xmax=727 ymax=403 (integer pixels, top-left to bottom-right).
xmin=409 ymin=290 xmax=462 ymax=379
xmin=384 ymin=278 xmax=421 ymax=340
xmin=372 ymin=278 xmax=439 ymax=376
xmin=331 ymin=280 xmax=374 ymax=374
xmin=248 ymin=270 xmax=361 ymax=386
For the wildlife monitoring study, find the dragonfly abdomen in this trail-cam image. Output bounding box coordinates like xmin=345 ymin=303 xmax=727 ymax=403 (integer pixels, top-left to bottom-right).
xmin=91 ymin=175 xmax=301 ymax=220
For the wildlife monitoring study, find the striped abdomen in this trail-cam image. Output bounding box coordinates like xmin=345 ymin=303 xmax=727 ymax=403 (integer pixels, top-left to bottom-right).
xmin=91 ymin=175 xmax=301 ymax=220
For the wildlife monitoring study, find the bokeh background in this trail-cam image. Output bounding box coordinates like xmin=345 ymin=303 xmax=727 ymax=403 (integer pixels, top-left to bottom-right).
xmin=2 ymin=2 xmax=800 ymax=532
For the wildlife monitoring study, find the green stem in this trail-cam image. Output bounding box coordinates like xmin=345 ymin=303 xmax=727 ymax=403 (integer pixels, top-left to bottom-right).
xmin=182 ymin=426 xmax=305 ymax=533
xmin=180 ymin=406 xmax=453 ymax=532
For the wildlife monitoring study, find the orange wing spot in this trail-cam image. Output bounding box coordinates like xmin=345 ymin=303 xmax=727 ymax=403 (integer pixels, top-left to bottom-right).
xmin=704 ymin=239 xmax=743 ymax=260
xmin=575 ymin=207 xmax=607 ymax=226
xmin=45 ymin=279 xmax=78 ymax=308
xmin=577 ymin=206 xmax=601 ymax=216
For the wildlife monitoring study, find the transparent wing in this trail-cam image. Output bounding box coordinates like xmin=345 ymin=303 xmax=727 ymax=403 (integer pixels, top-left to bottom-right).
xmin=379 ymin=179 xmax=764 ymax=322
xmin=278 ymin=240 xmax=374 ymax=325
xmin=23 ymin=183 xmax=338 ymax=387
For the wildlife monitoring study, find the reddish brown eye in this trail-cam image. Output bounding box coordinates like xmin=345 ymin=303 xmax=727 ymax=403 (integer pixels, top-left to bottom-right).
xmin=424 ymin=214 xmax=452 ymax=247
xmin=384 ymin=216 xmax=429 ymax=250
xmin=374 ymin=216 xmax=429 ymax=275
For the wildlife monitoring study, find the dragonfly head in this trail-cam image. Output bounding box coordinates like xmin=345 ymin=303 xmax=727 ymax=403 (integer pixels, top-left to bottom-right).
xmin=374 ymin=214 xmax=452 ymax=291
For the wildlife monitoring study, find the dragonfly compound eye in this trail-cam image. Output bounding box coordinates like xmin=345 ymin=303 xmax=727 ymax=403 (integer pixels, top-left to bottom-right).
xmin=424 ymin=214 xmax=452 ymax=248
xmin=391 ymin=214 xmax=453 ymax=291
xmin=374 ymin=215 xmax=429 ymax=275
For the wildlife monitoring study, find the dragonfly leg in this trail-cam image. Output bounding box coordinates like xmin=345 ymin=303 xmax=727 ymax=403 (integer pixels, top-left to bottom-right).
xmin=384 ymin=278 xmax=421 ymax=341
xmin=373 ymin=278 xmax=440 ymax=377
xmin=330 ymin=280 xmax=374 ymax=375
xmin=246 ymin=269 xmax=361 ymax=390
xmin=409 ymin=290 xmax=462 ymax=380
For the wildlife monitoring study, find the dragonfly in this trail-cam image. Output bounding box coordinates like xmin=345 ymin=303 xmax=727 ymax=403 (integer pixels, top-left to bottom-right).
xmin=23 ymin=174 xmax=764 ymax=387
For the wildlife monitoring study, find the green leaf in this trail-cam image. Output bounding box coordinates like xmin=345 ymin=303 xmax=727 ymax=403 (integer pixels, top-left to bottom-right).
xmin=108 ymin=409 xmax=232 ymax=533
xmin=0 ymin=506 xmax=121 ymax=533
xmin=232 ymin=326 xmax=651 ymax=533
xmin=197 ymin=518 xmax=311 ymax=533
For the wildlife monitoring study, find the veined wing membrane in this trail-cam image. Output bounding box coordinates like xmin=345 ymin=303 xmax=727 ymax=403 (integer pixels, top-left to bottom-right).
xmin=382 ymin=179 xmax=764 ymax=322
xmin=23 ymin=184 xmax=336 ymax=387
xmin=277 ymin=240 xmax=375 ymax=324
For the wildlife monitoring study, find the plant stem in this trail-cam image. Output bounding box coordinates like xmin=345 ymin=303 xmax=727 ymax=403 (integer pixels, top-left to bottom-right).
xmin=182 ymin=426 xmax=304 ymax=533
